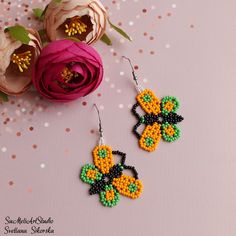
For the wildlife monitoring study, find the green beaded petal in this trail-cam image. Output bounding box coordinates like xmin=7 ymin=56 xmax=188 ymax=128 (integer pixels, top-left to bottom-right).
xmin=80 ymin=164 xmax=103 ymax=185
xmin=161 ymin=122 xmax=181 ymax=142
xmin=99 ymin=185 xmax=120 ymax=207
xmin=161 ymin=96 xmax=180 ymax=115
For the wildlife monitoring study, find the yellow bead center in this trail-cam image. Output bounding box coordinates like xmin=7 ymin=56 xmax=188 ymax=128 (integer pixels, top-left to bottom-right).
xmin=105 ymin=190 xmax=115 ymax=201
xmin=65 ymin=16 xmax=87 ymax=37
xmin=61 ymin=67 xmax=74 ymax=83
xmin=86 ymin=169 xmax=97 ymax=180
xmin=164 ymin=125 xmax=175 ymax=136
xmin=164 ymin=101 xmax=174 ymax=112
xmin=11 ymin=51 xmax=32 ymax=73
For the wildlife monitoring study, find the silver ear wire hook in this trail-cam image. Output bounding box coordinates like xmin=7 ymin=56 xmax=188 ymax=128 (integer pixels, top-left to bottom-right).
xmin=122 ymin=56 xmax=143 ymax=93
xmin=94 ymin=104 xmax=105 ymax=145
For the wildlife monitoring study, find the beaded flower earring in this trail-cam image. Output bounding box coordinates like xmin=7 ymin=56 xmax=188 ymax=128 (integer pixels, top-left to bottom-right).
xmin=80 ymin=104 xmax=143 ymax=207
xmin=123 ymin=57 xmax=184 ymax=152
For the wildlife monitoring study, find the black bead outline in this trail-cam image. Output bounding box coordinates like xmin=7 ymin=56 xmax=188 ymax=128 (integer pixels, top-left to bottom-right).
xmin=131 ymin=102 xmax=184 ymax=141
xmin=89 ymin=150 xmax=139 ymax=196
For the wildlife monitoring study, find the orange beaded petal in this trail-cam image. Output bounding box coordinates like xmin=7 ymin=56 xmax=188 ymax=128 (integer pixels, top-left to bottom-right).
xmin=139 ymin=123 xmax=162 ymax=152
xmin=93 ymin=145 xmax=114 ymax=174
xmin=164 ymin=125 xmax=175 ymax=136
xmin=86 ymin=169 xmax=97 ymax=179
xmin=112 ymin=175 xmax=143 ymax=199
xmin=164 ymin=101 xmax=175 ymax=112
xmin=105 ymin=190 xmax=115 ymax=201
xmin=136 ymin=89 xmax=161 ymax=115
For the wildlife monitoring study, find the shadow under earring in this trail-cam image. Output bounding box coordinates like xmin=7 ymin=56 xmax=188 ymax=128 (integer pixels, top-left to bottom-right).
xmin=80 ymin=104 xmax=143 ymax=207
xmin=123 ymin=56 xmax=184 ymax=152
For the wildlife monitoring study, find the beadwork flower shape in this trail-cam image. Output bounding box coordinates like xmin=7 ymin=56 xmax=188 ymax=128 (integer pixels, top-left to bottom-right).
xmin=80 ymin=145 xmax=143 ymax=207
xmin=132 ymin=89 xmax=184 ymax=152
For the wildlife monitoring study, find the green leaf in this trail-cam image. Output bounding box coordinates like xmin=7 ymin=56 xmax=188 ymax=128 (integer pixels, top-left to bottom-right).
xmin=5 ymin=25 xmax=30 ymax=44
xmin=38 ymin=29 xmax=48 ymax=44
xmin=108 ymin=19 xmax=132 ymax=41
xmin=54 ymin=0 xmax=62 ymax=3
xmin=33 ymin=8 xmax=44 ymax=20
xmin=100 ymin=33 xmax=112 ymax=46
xmin=0 ymin=92 xmax=9 ymax=102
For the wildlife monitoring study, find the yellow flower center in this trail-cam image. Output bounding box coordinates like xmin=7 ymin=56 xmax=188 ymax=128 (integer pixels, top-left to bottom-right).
xmin=164 ymin=125 xmax=175 ymax=136
xmin=65 ymin=16 xmax=87 ymax=37
xmin=61 ymin=67 xmax=74 ymax=83
xmin=105 ymin=190 xmax=115 ymax=201
xmin=11 ymin=51 xmax=32 ymax=72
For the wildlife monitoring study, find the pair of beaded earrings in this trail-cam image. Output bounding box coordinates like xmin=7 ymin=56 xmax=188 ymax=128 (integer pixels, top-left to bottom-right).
xmin=80 ymin=58 xmax=184 ymax=207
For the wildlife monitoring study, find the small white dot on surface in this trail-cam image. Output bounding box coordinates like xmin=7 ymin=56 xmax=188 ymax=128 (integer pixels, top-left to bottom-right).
xmin=40 ymin=163 xmax=45 ymax=169
xmin=110 ymin=48 xmax=115 ymax=53
xmin=99 ymin=105 xmax=104 ymax=110
xmin=129 ymin=21 xmax=134 ymax=26
xmin=143 ymin=78 xmax=148 ymax=83
xmin=172 ymin=4 xmax=177 ymax=8
xmin=117 ymin=89 xmax=122 ymax=93
xmin=151 ymin=5 xmax=156 ymax=10
xmin=119 ymin=104 xmax=124 ymax=109
xmin=120 ymin=71 xmax=125 ymax=76
xmin=105 ymin=77 xmax=110 ymax=82
xmin=136 ymin=15 xmax=140 ymax=19
xmin=110 ymin=84 xmax=115 ymax=88
xmin=44 ymin=122 xmax=50 ymax=127
xmin=165 ymin=44 xmax=171 ymax=49
xmin=21 ymin=108 xmax=26 ymax=113
xmin=1 ymin=147 xmax=7 ymax=153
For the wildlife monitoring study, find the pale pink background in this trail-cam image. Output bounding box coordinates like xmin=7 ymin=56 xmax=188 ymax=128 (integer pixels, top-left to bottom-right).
xmin=1 ymin=0 xmax=236 ymax=235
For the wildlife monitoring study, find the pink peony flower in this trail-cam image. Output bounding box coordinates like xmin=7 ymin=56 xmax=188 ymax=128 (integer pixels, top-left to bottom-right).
xmin=32 ymin=39 xmax=103 ymax=102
